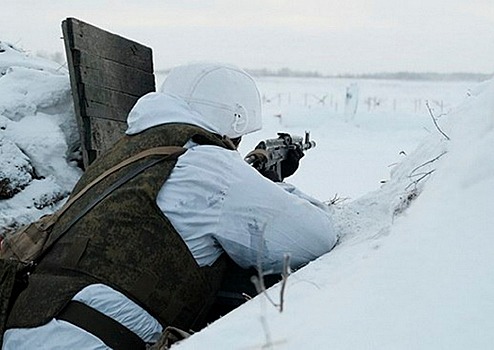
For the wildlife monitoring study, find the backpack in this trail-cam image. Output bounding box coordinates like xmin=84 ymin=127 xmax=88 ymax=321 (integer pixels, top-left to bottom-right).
xmin=0 ymin=146 xmax=185 ymax=344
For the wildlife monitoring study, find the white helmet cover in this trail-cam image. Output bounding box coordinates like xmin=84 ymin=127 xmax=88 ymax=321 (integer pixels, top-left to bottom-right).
xmin=160 ymin=63 xmax=262 ymax=138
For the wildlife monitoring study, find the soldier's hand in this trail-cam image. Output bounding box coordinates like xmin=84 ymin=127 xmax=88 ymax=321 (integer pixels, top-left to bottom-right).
xmin=260 ymin=168 xmax=282 ymax=182
xmin=280 ymin=146 xmax=304 ymax=180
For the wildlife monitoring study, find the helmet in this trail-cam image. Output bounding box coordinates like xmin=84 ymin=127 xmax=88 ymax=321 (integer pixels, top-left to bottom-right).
xmin=160 ymin=62 xmax=262 ymax=138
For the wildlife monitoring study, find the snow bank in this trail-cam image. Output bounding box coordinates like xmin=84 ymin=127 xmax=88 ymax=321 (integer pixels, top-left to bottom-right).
xmin=0 ymin=41 xmax=81 ymax=234
xmin=0 ymin=42 xmax=64 ymax=75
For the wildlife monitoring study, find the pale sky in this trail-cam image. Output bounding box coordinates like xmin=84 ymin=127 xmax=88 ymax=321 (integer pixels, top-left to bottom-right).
xmin=2 ymin=0 xmax=494 ymax=74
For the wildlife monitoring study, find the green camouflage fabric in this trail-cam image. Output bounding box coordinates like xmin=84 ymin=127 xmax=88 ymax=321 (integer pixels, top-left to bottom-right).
xmin=0 ymin=259 xmax=26 ymax=344
xmin=7 ymin=123 xmax=235 ymax=331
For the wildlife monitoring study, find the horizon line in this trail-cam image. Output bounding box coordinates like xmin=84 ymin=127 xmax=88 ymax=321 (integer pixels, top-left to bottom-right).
xmin=155 ymin=68 xmax=493 ymax=82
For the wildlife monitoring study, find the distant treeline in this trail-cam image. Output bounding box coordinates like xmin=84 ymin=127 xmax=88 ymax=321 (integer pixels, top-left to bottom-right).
xmin=245 ymin=67 xmax=323 ymax=78
xmin=156 ymin=67 xmax=493 ymax=82
xmin=243 ymin=68 xmax=493 ymax=82
xmin=334 ymin=72 xmax=493 ymax=82
xmin=155 ymin=67 xmax=324 ymax=78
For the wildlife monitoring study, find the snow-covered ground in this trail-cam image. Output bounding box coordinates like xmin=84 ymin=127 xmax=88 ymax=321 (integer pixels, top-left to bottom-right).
xmin=0 ymin=41 xmax=82 ymax=234
xmin=2 ymin=42 xmax=493 ymax=349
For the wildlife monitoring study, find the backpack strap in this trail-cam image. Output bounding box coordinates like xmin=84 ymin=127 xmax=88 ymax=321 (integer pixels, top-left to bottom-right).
xmin=56 ymin=146 xmax=185 ymax=223
xmin=39 ymin=146 xmax=186 ymax=260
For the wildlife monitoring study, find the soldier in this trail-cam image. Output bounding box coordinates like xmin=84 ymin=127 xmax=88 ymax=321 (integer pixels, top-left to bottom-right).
xmin=3 ymin=62 xmax=338 ymax=349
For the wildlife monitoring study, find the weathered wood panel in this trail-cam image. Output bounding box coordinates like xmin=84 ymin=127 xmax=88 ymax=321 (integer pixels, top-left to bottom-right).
xmin=62 ymin=17 xmax=155 ymax=168
xmin=73 ymin=51 xmax=155 ymax=97
xmin=65 ymin=18 xmax=153 ymax=73
xmin=83 ymin=85 xmax=140 ymax=122
xmin=88 ymin=118 xmax=128 ymax=151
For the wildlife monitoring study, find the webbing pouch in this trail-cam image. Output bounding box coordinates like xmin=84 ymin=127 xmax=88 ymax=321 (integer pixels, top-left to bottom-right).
xmin=0 ymin=214 xmax=55 ymax=264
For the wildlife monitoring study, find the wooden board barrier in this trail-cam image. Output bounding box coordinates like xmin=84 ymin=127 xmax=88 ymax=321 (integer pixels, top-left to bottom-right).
xmin=62 ymin=17 xmax=156 ymax=168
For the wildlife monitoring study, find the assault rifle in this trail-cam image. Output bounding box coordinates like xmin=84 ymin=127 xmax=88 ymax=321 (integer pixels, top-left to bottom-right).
xmin=245 ymin=131 xmax=316 ymax=181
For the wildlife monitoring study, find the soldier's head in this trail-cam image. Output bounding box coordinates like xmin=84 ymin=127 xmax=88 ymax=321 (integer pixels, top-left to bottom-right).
xmin=160 ymin=62 xmax=262 ymax=139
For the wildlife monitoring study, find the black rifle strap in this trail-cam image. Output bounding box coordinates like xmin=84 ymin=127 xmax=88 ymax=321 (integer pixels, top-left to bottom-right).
xmin=40 ymin=148 xmax=186 ymax=261
xmin=57 ymin=300 xmax=146 ymax=350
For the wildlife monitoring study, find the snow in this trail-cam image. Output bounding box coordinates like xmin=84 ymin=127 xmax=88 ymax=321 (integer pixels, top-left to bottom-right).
xmin=0 ymin=41 xmax=82 ymax=232
xmin=176 ymin=77 xmax=494 ymax=349
xmin=2 ymin=41 xmax=493 ymax=349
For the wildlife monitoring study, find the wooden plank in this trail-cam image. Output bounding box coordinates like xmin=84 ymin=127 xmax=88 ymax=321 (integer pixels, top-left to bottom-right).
xmin=84 ymin=102 xmax=130 ymax=124
xmin=88 ymin=118 xmax=128 ymax=158
xmin=73 ymin=50 xmax=155 ymax=97
xmin=62 ymin=17 xmax=156 ymax=168
xmin=83 ymin=84 xmax=139 ymax=122
xmin=66 ymin=17 xmax=153 ymax=73
xmin=63 ymin=20 xmax=90 ymax=167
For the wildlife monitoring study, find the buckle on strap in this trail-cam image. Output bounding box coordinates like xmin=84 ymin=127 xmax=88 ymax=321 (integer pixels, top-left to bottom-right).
xmin=57 ymin=300 xmax=146 ymax=350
